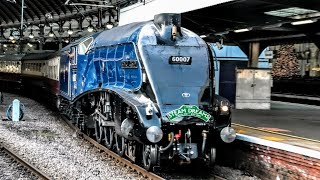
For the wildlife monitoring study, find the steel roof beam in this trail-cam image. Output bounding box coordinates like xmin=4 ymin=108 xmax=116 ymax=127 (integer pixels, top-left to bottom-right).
xmin=17 ymin=0 xmax=36 ymax=21
xmin=45 ymin=0 xmax=64 ymax=17
xmin=1 ymin=8 xmax=104 ymax=28
xmin=1 ymin=2 xmax=21 ymax=24
xmin=62 ymin=0 xmax=75 ymax=13
xmin=0 ymin=8 xmax=10 ymax=24
xmin=36 ymin=0 xmax=56 ymax=18
xmin=26 ymin=0 xmax=46 ymax=20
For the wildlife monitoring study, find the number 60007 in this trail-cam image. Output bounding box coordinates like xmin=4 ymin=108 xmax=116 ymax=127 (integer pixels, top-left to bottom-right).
xmin=172 ymin=56 xmax=190 ymax=62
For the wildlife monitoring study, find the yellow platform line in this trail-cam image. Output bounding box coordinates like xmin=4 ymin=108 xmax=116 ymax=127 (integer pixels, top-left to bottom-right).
xmin=232 ymin=123 xmax=320 ymax=144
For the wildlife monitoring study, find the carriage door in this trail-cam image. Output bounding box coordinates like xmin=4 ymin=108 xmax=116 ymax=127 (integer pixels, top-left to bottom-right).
xmin=60 ymin=46 xmax=77 ymax=99
xmin=69 ymin=46 xmax=77 ymax=99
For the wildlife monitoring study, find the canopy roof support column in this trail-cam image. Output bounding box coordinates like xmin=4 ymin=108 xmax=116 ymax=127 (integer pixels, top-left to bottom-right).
xmin=248 ymin=42 xmax=260 ymax=68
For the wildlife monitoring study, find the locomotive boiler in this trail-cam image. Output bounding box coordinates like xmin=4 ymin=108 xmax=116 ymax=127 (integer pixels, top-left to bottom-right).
xmin=58 ymin=13 xmax=236 ymax=171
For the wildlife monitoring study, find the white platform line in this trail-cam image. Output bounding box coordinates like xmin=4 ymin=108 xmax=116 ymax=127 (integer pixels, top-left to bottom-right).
xmin=236 ymin=134 xmax=320 ymax=160
xmin=271 ymin=100 xmax=320 ymax=109
xmin=272 ymin=93 xmax=320 ymax=101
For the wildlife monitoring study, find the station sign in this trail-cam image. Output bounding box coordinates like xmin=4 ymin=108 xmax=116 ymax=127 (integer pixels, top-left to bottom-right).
xmin=265 ymin=50 xmax=274 ymax=59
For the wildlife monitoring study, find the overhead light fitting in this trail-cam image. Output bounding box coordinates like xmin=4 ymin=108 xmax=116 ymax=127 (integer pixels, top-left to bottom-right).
xmin=3 ymin=44 xmax=7 ymax=47
xmin=106 ymin=22 xmax=113 ymax=29
xmin=11 ymin=39 xmax=16 ymax=43
xmin=65 ymin=39 xmax=69 ymax=43
xmin=234 ymin=28 xmax=250 ymax=33
xmin=27 ymin=43 xmax=33 ymax=47
xmin=87 ymin=20 xmax=94 ymax=32
xmin=200 ymin=35 xmax=207 ymax=38
xmin=67 ymin=23 xmax=73 ymax=35
xmin=291 ymin=19 xmax=317 ymax=25
xmin=9 ymin=30 xmax=14 ymax=40
xmin=29 ymin=29 xmax=34 ymax=39
xmin=67 ymin=29 xmax=73 ymax=35
xmin=49 ymin=27 xmax=54 ymax=37
xmin=106 ymin=15 xmax=113 ymax=29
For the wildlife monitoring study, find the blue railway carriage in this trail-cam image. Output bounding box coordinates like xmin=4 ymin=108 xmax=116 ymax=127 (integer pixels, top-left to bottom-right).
xmin=59 ymin=13 xmax=236 ymax=171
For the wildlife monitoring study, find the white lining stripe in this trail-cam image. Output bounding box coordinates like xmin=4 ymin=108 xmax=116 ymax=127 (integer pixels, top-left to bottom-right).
xmin=236 ymin=134 xmax=320 ymax=160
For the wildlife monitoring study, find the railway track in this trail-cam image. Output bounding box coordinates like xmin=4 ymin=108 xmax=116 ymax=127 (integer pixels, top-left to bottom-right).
xmin=62 ymin=115 xmax=226 ymax=180
xmin=0 ymin=143 xmax=50 ymax=180
xmin=62 ymin=115 xmax=165 ymax=180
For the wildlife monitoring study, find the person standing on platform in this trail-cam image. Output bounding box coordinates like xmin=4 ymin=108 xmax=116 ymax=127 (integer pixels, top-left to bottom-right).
xmin=305 ymin=63 xmax=310 ymax=78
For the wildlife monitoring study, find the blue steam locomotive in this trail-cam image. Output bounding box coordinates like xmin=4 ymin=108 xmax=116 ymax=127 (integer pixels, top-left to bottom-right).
xmin=0 ymin=13 xmax=236 ymax=171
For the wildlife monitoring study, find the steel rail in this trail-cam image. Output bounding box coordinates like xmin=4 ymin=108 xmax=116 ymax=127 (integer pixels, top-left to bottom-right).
xmin=0 ymin=144 xmax=50 ymax=180
xmin=62 ymin=115 xmax=165 ymax=180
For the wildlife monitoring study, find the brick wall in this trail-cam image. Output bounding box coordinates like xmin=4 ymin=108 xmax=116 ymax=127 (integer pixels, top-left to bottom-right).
xmin=216 ymin=140 xmax=320 ymax=180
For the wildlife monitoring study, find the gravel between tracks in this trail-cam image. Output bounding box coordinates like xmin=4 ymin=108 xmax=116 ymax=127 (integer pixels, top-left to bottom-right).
xmin=0 ymin=93 xmax=139 ymax=179
xmin=0 ymin=93 xmax=260 ymax=180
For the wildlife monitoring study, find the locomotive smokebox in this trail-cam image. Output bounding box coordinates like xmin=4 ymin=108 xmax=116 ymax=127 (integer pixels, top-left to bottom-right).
xmin=154 ymin=13 xmax=182 ymax=42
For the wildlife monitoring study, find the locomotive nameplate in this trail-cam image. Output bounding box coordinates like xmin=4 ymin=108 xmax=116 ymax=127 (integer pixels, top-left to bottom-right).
xmin=169 ymin=56 xmax=192 ymax=65
xmin=166 ymin=105 xmax=211 ymax=122
xmin=121 ymin=60 xmax=138 ymax=68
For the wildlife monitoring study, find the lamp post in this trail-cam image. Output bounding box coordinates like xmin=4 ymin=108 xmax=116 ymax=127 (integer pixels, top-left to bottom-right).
xmin=20 ymin=0 xmax=25 ymax=52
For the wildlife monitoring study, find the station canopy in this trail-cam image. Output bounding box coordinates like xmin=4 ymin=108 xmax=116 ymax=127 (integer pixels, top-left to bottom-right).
xmin=0 ymin=0 xmax=137 ymax=43
xmin=0 ymin=0 xmax=320 ymax=47
xmin=182 ymin=0 xmax=320 ymax=46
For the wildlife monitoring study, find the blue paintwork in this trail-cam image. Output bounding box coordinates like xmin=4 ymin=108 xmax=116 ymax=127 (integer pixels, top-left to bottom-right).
xmin=59 ymin=19 xmax=216 ymax=125
xmin=136 ymin=23 xmax=211 ymax=123
xmin=80 ymin=43 xmax=142 ymax=94
xmin=59 ymin=23 xmax=146 ymax=100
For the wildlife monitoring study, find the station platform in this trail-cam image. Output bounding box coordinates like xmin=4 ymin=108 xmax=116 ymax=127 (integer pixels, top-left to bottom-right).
xmin=219 ymin=102 xmax=320 ymax=179
xmin=232 ymin=101 xmax=320 ymax=157
xmin=233 ymin=101 xmax=320 ymax=140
